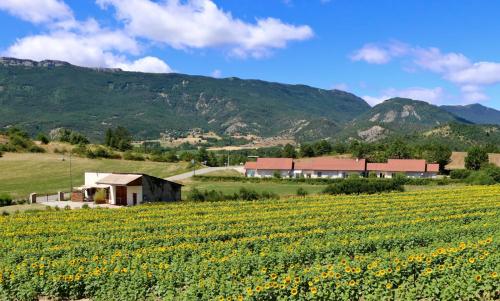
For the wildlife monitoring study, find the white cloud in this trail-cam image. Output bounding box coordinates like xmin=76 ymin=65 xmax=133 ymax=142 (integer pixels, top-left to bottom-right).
xmin=97 ymin=0 xmax=313 ymax=58
xmin=117 ymin=56 xmax=173 ymax=73
xmin=0 ymin=0 xmax=73 ymax=23
xmin=5 ymin=28 xmax=138 ymax=67
xmin=211 ymin=69 xmax=222 ymax=78
xmin=445 ymin=61 xmax=500 ymax=86
xmin=413 ymin=47 xmax=470 ymax=74
xmin=353 ymin=41 xmax=500 ymax=103
xmin=350 ymin=44 xmax=392 ymax=64
xmin=363 ymin=87 xmax=445 ymax=106
xmin=4 ymin=21 xmax=173 ymax=73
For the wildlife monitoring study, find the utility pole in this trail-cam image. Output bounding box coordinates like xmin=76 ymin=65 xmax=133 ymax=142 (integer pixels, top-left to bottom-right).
xmin=69 ymin=151 xmax=73 ymax=196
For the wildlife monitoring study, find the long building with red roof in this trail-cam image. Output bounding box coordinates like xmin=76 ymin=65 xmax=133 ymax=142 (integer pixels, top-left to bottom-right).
xmin=244 ymin=157 xmax=439 ymax=179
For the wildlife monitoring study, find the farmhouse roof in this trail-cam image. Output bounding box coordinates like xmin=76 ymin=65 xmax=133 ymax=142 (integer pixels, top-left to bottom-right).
xmin=294 ymin=157 xmax=366 ymax=171
xmin=255 ymin=158 xmax=293 ymax=170
xmin=96 ymin=174 xmax=143 ymax=185
xmin=244 ymin=161 xmax=258 ymax=169
xmin=367 ymin=159 xmax=427 ymax=172
xmin=426 ymin=163 xmax=440 ymax=172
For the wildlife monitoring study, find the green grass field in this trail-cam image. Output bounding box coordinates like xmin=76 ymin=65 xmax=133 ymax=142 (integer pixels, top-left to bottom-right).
xmin=0 ymin=152 xmax=191 ymax=198
xmin=182 ymin=179 xmax=327 ymax=198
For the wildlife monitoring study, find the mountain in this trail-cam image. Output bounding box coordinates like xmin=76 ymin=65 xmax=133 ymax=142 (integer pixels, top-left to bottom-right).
xmin=441 ymin=103 xmax=500 ymax=125
xmin=0 ymin=57 xmax=370 ymax=141
xmin=342 ymin=98 xmax=472 ymax=142
xmin=420 ymin=123 xmax=500 ymax=150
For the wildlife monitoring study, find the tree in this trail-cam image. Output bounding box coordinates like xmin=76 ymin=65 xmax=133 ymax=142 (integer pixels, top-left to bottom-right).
xmin=104 ymin=126 xmax=132 ymax=151
xmin=299 ymin=144 xmax=315 ymax=157
xmin=196 ymin=147 xmax=209 ymax=164
xmin=350 ymin=141 xmax=371 ymax=159
xmin=313 ymin=140 xmax=332 ymax=156
xmin=465 ymin=146 xmax=489 ymax=170
xmin=36 ymin=132 xmax=50 ymax=145
xmin=422 ymin=143 xmax=452 ymax=172
xmin=282 ymin=144 xmax=297 ymax=158
xmin=385 ymin=139 xmax=411 ymax=159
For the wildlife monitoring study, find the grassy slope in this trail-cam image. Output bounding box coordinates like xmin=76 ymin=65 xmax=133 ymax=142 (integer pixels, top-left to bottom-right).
xmin=0 ymin=152 xmax=190 ymax=198
xmin=181 ymin=176 xmax=327 ymax=199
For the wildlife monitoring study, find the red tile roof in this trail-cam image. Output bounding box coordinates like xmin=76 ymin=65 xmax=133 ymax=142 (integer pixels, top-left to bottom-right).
xmin=244 ymin=161 xmax=258 ymax=169
xmin=426 ymin=163 xmax=439 ymax=172
xmin=294 ymin=157 xmax=366 ymax=171
xmin=366 ymin=163 xmax=388 ymax=171
xmin=368 ymin=159 xmax=427 ymax=172
xmin=255 ymin=158 xmax=294 ymax=170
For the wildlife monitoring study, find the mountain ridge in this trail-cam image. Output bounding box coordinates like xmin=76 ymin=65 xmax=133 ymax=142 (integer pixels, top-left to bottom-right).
xmin=0 ymin=57 xmax=370 ymax=141
xmin=441 ymin=103 xmax=500 ymax=125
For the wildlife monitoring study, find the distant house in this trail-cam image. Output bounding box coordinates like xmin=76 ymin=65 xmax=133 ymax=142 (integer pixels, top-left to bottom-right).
xmin=294 ymin=157 xmax=366 ymax=178
xmin=244 ymin=157 xmax=440 ymax=179
xmin=367 ymin=159 xmax=439 ymax=178
xmin=72 ymin=172 xmax=182 ymax=205
xmin=244 ymin=158 xmax=294 ymax=178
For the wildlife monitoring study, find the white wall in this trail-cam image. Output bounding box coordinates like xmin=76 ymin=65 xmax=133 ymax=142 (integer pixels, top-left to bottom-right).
xmin=255 ymin=170 xmax=291 ymax=178
xmin=293 ymin=170 xmax=362 ymax=179
xmin=109 ymin=185 xmax=117 ymax=205
xmin=372 ymin=171 xmax=436 ymax=178
xmin=126 ymin=186 xmax=143 ymax=205
xmin=85 ymin=172 xmax=111 ymax=186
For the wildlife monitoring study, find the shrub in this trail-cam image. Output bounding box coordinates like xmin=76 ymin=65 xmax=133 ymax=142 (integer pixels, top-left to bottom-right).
xmin=85 ymin=146 xmax=120 ymax=159
xmin=28 ymin=145 xmax=45 ymax=153
xmin=296 ymin=187 xmax=308 ymax=197
xmin=481 ymin=164 xmax=500 ymax=183
xmin=123 ymin=151 xmax=145 ymax=161
xmin=450 ymin=169 xmax=471 ymax=180
xmin=36 ymin=133 xmax=50 ymax=144
xmin=0 ymin=194 xmax=13 ymax=207
xmin=82 ymin=204 xmax=90 ymax=209
xmin=94 ymin=189 xmax=108 ymax=204
xmin=187 ymin=188 xmax=278 ymax=202
xmin=466 ymin=171 xmax=496 ymax=185
xmin=273 ymin=171 xmax=282 ymax=179
xmin=323 ymin=179 xmax=404 ymax=195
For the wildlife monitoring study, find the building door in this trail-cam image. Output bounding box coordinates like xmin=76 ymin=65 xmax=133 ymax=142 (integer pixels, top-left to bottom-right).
xmin=116 ymin=186 xmax=127 ymax=206
xmin=132 ymin=193 xmax=137 ymax=205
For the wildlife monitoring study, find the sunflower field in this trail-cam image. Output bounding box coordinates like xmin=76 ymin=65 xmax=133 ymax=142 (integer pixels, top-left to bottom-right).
xmin=0 ymin=185 xmax=499 ymax=300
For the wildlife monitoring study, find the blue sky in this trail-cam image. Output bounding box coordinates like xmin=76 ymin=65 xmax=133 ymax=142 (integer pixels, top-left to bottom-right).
xmin=1 ymin=0 xmax=500 ymax=110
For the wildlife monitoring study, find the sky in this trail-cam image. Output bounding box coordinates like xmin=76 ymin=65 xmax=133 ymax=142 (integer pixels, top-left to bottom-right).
xmin=1 ymin=0 xmax=500 ymax=110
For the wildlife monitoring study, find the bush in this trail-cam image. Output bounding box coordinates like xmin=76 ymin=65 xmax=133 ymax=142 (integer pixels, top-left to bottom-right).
xmin=466 ymin=171 xmax=496 ymax=185
xmin=296 ymin=187 xmax=308 ymax=197
xmin=323 ymin=179 xmax=404 ymax=195
xmin=450 ymin=169 xmax=471 ymax=180
xmin=481 ymin=164 xmax=500 ymax=183
xmin=28 ymin=145 xmax=45 ymax=153
xmin=273 ymin=171 xmax=282 ymax=179
xmin=187 ymin=188 xmax=278 ymax=202
xmin=82 ymin=204 xmax=90 ymax=209
xmin=85 ymin=146 xmax=120 ymax=159
xmin=0 ymin=194 xmax=13 ymax=207
xmin=123 ymin=151 xmax=145 ymax=161
xmin=94 ymin=189 xmax=108 ymax=204
xmin=36 ymin=133 xmax=50 ymax=144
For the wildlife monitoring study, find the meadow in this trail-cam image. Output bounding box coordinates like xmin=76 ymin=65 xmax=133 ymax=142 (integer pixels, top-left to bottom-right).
xmin=0 ymin=185 xmax=498 ymax=300
xmin=0 ymin=152 xmax=190 ymax=198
